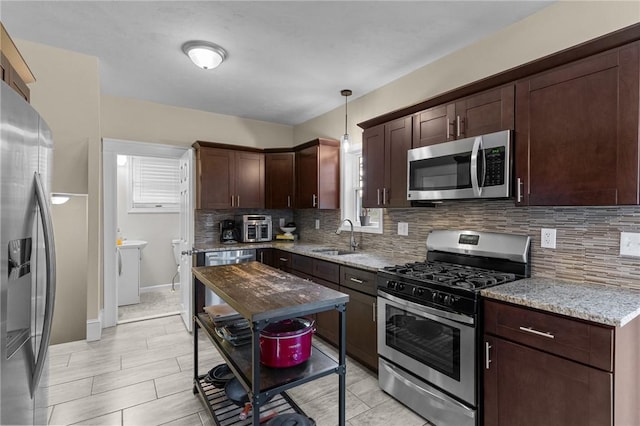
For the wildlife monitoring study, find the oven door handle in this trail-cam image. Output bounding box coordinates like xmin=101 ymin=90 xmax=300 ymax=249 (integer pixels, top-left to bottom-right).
xmin=378 ymin=290 xmax=475 ymax=326
xmin=470 ymin=136 xmax=483 ymax=197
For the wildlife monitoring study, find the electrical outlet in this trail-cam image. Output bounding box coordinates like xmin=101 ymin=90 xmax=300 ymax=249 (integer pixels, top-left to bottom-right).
xmin=541 ymin=228 xmax=556 ymax=249
xmin=315 ymin=219 xmax=320 ymax=230
xmin=620 ymin=232 xmax=640 ymax=257
xmin=398 ymin=222 xmax=409 ymax=236
xmin=279 ymin=218 xmax=285 ymax=227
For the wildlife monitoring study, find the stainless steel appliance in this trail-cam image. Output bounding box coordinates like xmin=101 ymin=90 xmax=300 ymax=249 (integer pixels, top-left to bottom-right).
xmin=235 ymin=214 xmax=272 ymax=242
xmin=407 ymin=130 xmax=512 ymax=202
xmin=1 ymin=81 xmax=56 ymax=425
xmin=204 ymin=250 xmax=256 ymax=305
xmin=377 ymin=230 xmax=530 ymax=426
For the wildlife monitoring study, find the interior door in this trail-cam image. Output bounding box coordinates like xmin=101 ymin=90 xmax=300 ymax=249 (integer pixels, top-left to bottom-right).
xmin=179 ymin=149 xmax=194 ymax=331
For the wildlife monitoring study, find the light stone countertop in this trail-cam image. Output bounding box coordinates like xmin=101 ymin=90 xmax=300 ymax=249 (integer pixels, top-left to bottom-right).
xmin=193 ymin=242 xmax=423 ymax=272
xmin=481 ymin=278 xmax=640 ymax=327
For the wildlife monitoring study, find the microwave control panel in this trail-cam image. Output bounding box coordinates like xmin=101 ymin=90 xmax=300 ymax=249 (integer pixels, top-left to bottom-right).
xmin=483 ymin=147 xmax=505 ymax=187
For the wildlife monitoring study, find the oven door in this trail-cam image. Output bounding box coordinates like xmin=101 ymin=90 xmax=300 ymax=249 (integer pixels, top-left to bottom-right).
xmin=407 ymin=129 xmax=511 ymax=201
xmin=377 ymin=290 xmax=476 ymax=405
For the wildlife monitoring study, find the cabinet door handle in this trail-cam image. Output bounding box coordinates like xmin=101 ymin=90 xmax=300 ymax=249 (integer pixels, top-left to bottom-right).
xmin=377 ymin=189 xmax=381 ymax=206
xmin=485 ymin=341 xmax=492 ymax=370
xmin=279 ymin=257 xmax=288 ymax=262
xmin=312 ymin=194 xmax=317 ymax=207
xmin=287 ymin=195 xmax=291 ymax=207
xmin=456 ymin=116 xmax=461 ymax=138
xmin=350 ymin=277 xmax=364 ymax=284
xmin=519 ymin=326 xmax=555 ymax=339
xmin=383 ymin=188 xmax=387 ymax=205
xmin=230 ymin=195 xmax=234 ymax=207
xmin=236 ymin=195 xmax=240 ymax=207
xmin=372 ymin=301 xmax=376 ymax=322
xmin=447 ymin=120 xmax=454 ymax=140
xmin=260 ymin=252 xmax=264 ymax=263
xmin=516 ymin=178 xmax=524 ymax=203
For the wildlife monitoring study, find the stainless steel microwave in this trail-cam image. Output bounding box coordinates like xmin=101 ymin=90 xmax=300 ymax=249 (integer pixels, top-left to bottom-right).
xmin=407 ymin=130 xmax=512 ymax=201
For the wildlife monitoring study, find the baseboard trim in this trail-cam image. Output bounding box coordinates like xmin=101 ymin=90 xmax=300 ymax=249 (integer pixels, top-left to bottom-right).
xmin=140 ymin=283 xmax=180 ymax=292
xmin=86 ymin=310 xmax=103 ymax=342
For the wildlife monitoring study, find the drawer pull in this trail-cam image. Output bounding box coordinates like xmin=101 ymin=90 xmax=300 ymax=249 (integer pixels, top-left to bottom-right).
xmin=350 ymin=277 xmax=364 ymax=284
xmin=519 ymin=326 xmax=555 ymax=339
xmin=485 ymin=341 xmax=492 ymax=370
xmin=279 ymin=257 xmax=288 ymax=262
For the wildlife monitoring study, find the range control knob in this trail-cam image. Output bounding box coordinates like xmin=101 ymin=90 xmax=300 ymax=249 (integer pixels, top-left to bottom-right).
xmin=414 ymin=288 xmax=425 ymax=297
xmin=397 ymin=283 xmax=405 ymax=291
xmin=432 ymin=291 xmax=439 ymax=302
xmin=386 ymin=280 xmax=397 ymax=290
xmin=443 ymin=294 xmax=452 ymax=305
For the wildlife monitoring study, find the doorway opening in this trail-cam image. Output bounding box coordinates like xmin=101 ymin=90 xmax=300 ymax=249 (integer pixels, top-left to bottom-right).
xmin=103 ymin=139 xmax=189 ymax=329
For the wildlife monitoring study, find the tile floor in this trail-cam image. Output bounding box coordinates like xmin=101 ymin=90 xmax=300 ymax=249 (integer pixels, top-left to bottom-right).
xmin=47 ymin=315 xmax=431 ymax=426
xmin=118 ymin=287 xmax=181 ymax=323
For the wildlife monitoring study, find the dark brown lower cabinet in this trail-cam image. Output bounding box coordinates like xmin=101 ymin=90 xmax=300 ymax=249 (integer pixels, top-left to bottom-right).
xmin=341 ymin=287 xmax=377 ymax=370
xmin=484 ymin=335 xmax=612 ymax=426
xmin=273 ymin=252 xmax=378 ymax=371
xmin=313 ymin=278 xmax=340 ymax=346
xmin=256 ymin=248 xmax=274 ymax=266
xmin=484 ymin=299 xmax=640 ymax=426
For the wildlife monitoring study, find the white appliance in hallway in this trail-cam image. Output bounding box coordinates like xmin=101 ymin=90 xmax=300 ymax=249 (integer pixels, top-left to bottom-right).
xmin=0 ymin=81 xmax=57 ymax=424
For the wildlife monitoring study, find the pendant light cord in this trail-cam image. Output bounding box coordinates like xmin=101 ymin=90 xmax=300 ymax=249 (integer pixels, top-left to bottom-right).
xmin=344 ymin=95 xmax=348 ymax=135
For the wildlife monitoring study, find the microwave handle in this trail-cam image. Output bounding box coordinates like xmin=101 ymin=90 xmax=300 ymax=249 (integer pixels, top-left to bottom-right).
xmin=470 ymin=136 xmax=483 ymax=196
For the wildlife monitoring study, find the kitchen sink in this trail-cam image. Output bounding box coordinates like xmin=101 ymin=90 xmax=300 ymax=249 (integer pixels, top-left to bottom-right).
xmin=311 ymin=248 xmax=355 ymax=256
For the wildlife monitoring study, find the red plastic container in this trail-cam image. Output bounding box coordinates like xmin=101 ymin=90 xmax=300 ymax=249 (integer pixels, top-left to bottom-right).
xmin=259 ymin=318 xmax=315 ymax=368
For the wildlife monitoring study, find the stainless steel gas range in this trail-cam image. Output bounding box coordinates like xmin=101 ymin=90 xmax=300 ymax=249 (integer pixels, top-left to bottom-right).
xmin=377 ymin=230 xmax=531 ymax=426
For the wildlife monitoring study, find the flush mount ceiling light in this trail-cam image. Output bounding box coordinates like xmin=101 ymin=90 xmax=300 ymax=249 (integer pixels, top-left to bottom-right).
xmin=340 ymin=89 xmax=352 ymax=152
xmin=182 ymin=41 xmax=227 ymax=70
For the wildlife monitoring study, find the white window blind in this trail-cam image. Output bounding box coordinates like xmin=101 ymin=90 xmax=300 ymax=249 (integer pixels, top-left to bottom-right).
xmin=130 ymin=156 xmax=180 ymax=211
xmin=341 ymin=145 xmax=383 ymax=234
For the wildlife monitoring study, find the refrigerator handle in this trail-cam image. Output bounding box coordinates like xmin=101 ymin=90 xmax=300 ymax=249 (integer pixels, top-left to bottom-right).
xmin=31 ymin=172 xmax=56 ymax=395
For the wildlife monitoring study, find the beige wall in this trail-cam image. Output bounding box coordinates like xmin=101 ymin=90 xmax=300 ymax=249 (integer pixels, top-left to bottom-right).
xmin=14 ymin=40 xmax=102 ymax=342
xmin=101 ymin=96 xmax=294 ymax=149
xmin=51 ymin=196 xmax=88 ymax=344
xmin=294 ymin=1 xmax=640 ymax=144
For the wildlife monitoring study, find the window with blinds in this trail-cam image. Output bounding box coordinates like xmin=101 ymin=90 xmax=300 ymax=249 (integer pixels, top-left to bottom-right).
xmin=129 ymin=156 xmax=180 ymax=212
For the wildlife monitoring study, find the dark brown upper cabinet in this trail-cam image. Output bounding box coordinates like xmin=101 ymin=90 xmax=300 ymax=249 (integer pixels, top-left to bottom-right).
xmin=194 ymin=143 xmax=264 ymax=209
xmin=295 ymin=138 xmax=340 ymax=209
xmin=413 ymin=85 xmax=514 ymax=148
xmin=265 ymin=152 xmax=295 ymax=209
xmin=362 ymin=116 xmax=412 ymax=208
xmin=515 ymin=41 xmax=639 ymax=206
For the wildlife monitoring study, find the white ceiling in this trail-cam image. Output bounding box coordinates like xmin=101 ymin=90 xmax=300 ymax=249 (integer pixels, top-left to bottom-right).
xmin=0 ymin=1 xmax=552 ymax=126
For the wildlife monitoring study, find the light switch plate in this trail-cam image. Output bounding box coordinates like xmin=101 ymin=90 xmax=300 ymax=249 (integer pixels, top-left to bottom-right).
xmin=398 ymin=222 xmax=409 ymax=236
xmin=315 ymin=219 xmax=320 ymax=230
xmin=620 ymin=232 xmax=640 ymax=257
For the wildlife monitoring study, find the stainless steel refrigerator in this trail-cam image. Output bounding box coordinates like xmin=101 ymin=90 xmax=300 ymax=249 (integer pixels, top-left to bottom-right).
xmin=1 ymin=81 xmax=56 ymax=424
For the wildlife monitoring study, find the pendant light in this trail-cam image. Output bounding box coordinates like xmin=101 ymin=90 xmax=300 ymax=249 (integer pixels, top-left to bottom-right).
xmin=340 ymin=89 xmax=352 ymax=152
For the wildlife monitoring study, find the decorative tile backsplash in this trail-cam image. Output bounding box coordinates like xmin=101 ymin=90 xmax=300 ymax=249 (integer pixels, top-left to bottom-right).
xmin=196 ymin=200 xmax=640 ymax=291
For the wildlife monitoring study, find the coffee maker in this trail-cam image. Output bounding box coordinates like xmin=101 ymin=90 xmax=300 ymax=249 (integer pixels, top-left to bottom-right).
xmin=220 ymin=219 xmax=239 ymax=243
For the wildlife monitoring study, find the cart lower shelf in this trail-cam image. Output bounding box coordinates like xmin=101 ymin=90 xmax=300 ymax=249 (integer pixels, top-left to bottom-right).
xmin=194 ymin=375 xmax=313 ymax=426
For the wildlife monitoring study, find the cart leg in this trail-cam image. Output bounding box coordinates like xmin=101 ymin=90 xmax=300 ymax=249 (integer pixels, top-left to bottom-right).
xmin=193 ymin=278 xmax=199 ymax=392
xmin=338 ymin=304 xmax=347 ymax=426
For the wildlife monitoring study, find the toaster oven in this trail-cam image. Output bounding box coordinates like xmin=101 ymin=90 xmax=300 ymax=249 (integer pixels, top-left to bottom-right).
xmin=235 ymin=215 xmax=272 ymax=242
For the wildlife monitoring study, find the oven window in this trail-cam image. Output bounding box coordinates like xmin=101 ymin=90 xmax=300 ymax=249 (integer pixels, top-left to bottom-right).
xmin=384 ymin=304 xmax=460 ymax=380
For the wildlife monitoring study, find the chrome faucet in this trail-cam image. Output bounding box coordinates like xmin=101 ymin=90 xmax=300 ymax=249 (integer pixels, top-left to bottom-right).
xmin=336 ymin=219 xmax=359 ymax=251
